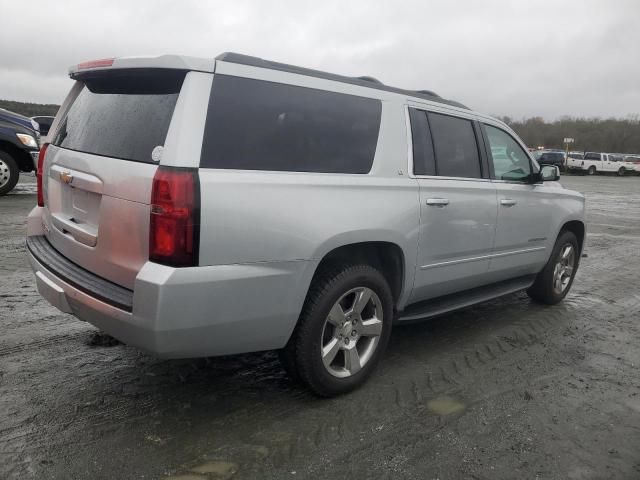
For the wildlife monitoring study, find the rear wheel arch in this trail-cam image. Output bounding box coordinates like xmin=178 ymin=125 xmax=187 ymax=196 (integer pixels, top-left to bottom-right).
xmin=309 ymin=242 xmax=405 ymax=308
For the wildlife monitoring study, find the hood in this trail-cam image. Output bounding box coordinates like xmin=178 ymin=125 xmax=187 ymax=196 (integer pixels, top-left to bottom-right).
xmin=0 ymin=108 xmax=38 ymax=133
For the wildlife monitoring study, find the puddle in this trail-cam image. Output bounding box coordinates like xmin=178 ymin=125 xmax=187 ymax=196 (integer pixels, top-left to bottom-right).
xmin=190 ymin=460 xmax=238 ymax=478
xmin=165 ymin=476 xmax=206 ymax=480
xmin=426 ymin=396 xmax=465 ymax=416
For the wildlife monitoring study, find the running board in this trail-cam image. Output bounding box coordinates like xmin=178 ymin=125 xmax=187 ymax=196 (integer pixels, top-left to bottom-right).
xmin=398 ymin=275 xmax=536 ymax=322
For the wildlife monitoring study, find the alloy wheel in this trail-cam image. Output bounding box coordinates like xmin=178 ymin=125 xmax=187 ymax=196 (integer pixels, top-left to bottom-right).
xmin=320 ymin=287 xmax=383 ymax=378
xmin=552 ymin=244 xmax=575 ymax=294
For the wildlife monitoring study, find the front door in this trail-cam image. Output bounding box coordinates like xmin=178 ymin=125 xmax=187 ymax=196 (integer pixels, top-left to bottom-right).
xmin=481 ymin=124 xmax=555 ymax=280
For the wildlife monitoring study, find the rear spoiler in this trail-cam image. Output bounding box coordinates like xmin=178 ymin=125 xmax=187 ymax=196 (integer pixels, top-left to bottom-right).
xmin=69 ymin=55 xmax=215 ymax=78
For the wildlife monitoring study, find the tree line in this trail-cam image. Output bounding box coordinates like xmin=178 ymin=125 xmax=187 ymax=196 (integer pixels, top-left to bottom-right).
xmin=0 ymin=99 xmax=59 ymax=118
xmin=501 ymin=116 xmax=640 ymax=154
xmin=2 ymin=98 xmax=638 ymax=154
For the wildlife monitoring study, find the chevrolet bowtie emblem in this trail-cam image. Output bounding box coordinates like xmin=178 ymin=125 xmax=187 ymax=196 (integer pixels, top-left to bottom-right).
xmin=60 ymin=171 xmax=73 ymax=185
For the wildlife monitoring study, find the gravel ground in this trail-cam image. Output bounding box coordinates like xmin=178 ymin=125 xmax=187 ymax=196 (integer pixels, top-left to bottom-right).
xmin=1 ymin=174 xmax=639 ymax=479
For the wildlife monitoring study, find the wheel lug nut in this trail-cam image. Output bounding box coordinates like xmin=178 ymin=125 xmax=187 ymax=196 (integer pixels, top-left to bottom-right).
xmin=344 ymin=338 xmax=350 ymax=345
xmin=352 ymin=330 xmax=357 ymax=336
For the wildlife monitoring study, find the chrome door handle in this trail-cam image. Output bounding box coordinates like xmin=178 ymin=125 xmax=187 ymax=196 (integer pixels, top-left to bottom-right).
xmin=426 ymin=198 xmax=449 ymax=207
xmin=500 ymin=199 xmax=517 ymax=207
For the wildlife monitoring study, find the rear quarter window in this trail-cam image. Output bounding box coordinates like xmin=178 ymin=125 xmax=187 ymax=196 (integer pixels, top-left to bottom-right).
xmin=200 ymin=75 xmax=382 ymax=173
xmin=52 ymin=71 xmax=185 ymax=163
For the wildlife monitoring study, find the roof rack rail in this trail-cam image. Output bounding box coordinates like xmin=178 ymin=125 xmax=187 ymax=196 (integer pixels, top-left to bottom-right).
xmin=215 ymin=52 xmax=469 ymax=110
xmin=356 ymin=76 xmax=383 ymax=85
xmin=415 ymin=89 xmax=440 ymax=98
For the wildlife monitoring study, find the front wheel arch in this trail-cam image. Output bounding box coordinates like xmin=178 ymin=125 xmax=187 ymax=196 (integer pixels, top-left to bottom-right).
xmin=559 ymin=220 xmax=585 ymax=255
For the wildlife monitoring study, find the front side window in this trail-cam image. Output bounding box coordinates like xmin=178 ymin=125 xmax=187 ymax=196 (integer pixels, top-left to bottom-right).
xmin=200 ymin=75 xmax=382 ymax=173
xmin=584 ymin=152 xmax=601 ymax=161
xmin=483 ymin=124 xmax=532 ymax=182
xmin=427 ymin=112 xmax=482 ymax=178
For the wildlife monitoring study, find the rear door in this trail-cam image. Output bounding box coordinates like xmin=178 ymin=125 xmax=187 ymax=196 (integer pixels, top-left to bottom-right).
xmin=481 ymin=123 xmax=555 ymax=279
xmin=42 ymin=70 xmax=189 ymax=289
xmin=409 ymin=108 xmax=497 ymax=302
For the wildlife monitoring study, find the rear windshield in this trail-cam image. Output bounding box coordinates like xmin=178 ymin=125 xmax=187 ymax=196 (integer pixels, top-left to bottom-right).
xmin=200 ymin=75 xmax=382 ymax=173
xmin=52 ymin=71 xmax=185 ymax=163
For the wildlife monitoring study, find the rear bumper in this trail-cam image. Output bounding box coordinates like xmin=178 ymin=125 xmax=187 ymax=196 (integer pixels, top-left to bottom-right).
xmin=27 ymin=210 xmax=315 ymax=358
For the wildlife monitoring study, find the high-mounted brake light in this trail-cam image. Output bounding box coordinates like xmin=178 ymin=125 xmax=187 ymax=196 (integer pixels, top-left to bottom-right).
xmin=149 ymin=167 xmax=200 ymax=267
xmin=36 ymin=143 xmax=49 ymax=207
xmin=77 ymin=58 xmax=115 ymax=70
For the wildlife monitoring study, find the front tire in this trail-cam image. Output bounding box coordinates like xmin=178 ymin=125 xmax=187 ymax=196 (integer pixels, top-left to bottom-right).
xmin=587 ymin=166 xmax=596 ymax=176
xmin=282 ymin=264 xmax=393 ymax=397
xmin=527 ymin=230 xmax=580 ymax=305
xmin=618 ymin=167 xmax=625 ymax=177
xmin=0 ymin=150 xmax=19 ymax=195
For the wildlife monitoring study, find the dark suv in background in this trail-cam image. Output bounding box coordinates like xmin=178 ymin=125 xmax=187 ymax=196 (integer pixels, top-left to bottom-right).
xmin=0 ymin=108 xmax=40 ymax=195
xmin=534 ymin=150 xmax=566 ymax=170
xmin=32 ymin=116 xmax=56 ymax=136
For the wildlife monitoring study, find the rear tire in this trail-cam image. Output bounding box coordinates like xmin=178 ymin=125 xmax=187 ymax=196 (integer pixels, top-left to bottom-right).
xmin=282 ymin=264 xmax=393 ymax=397
xmin=587 ymin=166 xmax=596 ymax=175
xmin=0 ymin=150 xmax=19 ymax=196
xmin=527 ymin=230 xmax=579 ymax=305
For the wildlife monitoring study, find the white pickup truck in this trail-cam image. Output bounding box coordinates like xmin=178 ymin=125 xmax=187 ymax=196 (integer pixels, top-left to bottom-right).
xmin=567 ymin=152 xmax=637 ymax=176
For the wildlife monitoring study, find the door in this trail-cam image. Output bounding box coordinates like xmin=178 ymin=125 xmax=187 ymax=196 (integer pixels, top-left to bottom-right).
xmin=408 ymin=108 xmax=497 ymax=303
xmin=584 ymin=152 xmax=602 ymax=172
xmin=482 ymin=124 xmax=555 ymax=280
xmin=602 ymin=154 xmax=615 ymax=172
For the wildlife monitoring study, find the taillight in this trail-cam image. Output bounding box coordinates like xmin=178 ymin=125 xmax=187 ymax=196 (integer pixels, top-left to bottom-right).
xmin=36 ymin=143 xmax=49 ymax=207
xmin=149 ymin=167 xmax=200 ymax=267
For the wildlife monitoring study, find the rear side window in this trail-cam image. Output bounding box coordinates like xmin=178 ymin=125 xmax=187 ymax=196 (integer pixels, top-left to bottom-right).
xmin=53 ymin=71 xmax=184 ymax=163
xmin=200 ymin=75 xmax=382 ymax=173
xmin=427 ymin=112 xmax=481 ymax=178
xmin=408 ymin=108 xmax=436 ymax=176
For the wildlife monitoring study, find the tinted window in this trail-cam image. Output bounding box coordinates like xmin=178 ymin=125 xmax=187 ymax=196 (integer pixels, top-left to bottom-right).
xmin=34 ymin=117 xmax=54 ymax=135
xmin=201 ymin=76 xmax=381 ymax=173
xmin=427 ymin=112 xmax=481 ymax=178
xmin=584 ymin=152 xmax=601 ymax=160
xmin=53 ymin=71 xmax=184 ymax=163
xmin=484 ymin=124 xmax=532 ymax=182
xmin=409 ymin=108 xmax=435 ymax=176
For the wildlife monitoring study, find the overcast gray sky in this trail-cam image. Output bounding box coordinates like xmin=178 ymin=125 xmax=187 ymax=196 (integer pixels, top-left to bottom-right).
xmin=1 ymin=0 xmax=638 ymax=120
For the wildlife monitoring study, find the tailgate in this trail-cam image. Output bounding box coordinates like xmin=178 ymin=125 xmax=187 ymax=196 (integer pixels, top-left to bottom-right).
xmin=41 ymin=70 xmax=185 ymax=289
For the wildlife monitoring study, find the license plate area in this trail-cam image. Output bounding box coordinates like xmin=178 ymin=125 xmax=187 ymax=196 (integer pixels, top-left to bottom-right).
xmin=48 ymin=165 xmax=103 ymax=247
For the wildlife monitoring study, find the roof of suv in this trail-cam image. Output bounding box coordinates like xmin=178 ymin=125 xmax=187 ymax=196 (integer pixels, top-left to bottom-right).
xmin=216 ymin=52 xmax=469 ymax=110
xmin=69 ymin=53 xmax=469 ymax=111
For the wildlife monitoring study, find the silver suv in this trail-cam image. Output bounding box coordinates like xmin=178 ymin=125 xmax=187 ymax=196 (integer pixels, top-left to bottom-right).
xmin=27 ymin=53 xmax=585 ymax=396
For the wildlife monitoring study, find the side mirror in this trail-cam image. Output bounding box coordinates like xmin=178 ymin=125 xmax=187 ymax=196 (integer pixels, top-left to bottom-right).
xmin=541 ymin=165 xmax=560 ymax=182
